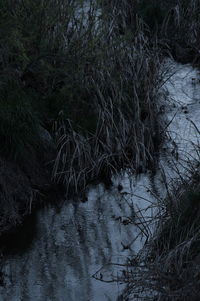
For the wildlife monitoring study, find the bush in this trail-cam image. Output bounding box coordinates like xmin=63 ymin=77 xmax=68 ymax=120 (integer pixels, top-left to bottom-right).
xmin=137 ymin=0 xmax=168 ymax=30
xmin=0 ymin=0 xmax=167 ymax=194
xmin=0 ymin=81 xmax=41 ymax=161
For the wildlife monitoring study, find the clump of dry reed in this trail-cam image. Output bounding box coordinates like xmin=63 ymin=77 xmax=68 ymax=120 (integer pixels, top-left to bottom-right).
xmin=105 ymin=0 xmax=200 ymax=65
xmin=52 ymin=1 xmax=166 ymax=195
xmin=160 ymin=0 xmax=200 ymax=65
xmin=118 ymin=157 xmax=200 ymax=300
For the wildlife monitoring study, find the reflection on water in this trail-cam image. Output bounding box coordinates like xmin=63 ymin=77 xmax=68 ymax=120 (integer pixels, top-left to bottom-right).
xmin=0 ymin=180 xmax=145 ymax=301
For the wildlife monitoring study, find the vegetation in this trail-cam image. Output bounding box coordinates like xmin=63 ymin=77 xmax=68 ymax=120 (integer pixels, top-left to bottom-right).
xmin=0 ymin=0 xmax=168 ymax=197
xmin=1 ymin=0 xmax=199 ymax=194
xmin=0 ymin=0 xmax=199 ymax=224
xmin=0 ymin=81 xmax=41 ymax=161
xmin=0 ymin=0 xmax=200 ymax=298
xmin=101 ymin=1 xmax=200 ymax=299
xmin=117 ymin=163 xmax=200 ymax=301
xmin=149 ymin=166 xmax=200 ymax=300
xmin=103 ymin=0 xmax=200 ymax=64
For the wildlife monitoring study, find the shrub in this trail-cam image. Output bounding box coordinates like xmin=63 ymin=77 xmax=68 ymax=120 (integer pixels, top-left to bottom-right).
xmin=0 ymin=81 xmax=41 ymax=161
xmin=0 ymin=0 xmax=167 ymax=194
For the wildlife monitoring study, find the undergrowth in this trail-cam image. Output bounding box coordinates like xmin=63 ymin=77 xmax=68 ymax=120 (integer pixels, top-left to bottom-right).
xmin=0 ymin=81 xmax=41 ymax=161
xmin=118 ymin=158 xmax=200 ymax=300
xmin=0 ymin=0 xmax=167 ymax=194
xmin=1 ymin=0 xmax=200 ymax=196
xmin=0 ymin=0 xmax=200 ymax=297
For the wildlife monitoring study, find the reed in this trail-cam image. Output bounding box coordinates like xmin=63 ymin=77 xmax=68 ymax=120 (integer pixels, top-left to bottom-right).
xmin=52 ymin=1 xmax=166 ymax=195
xmin=118 ymin=152 xmax=200 ymax=300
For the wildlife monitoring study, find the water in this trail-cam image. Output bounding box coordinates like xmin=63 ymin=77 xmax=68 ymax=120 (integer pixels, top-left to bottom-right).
xmin=118 ymin=59 xmax=200 ymax=301
xmin=0 ymin=60 xmax=199 ymax=301
xmin=0 ymin=182 xmax=144 ymax=301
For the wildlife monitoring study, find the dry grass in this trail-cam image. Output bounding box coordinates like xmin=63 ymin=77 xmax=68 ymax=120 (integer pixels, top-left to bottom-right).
xmin=118 ymin=157 xmax=200 ymax=300
xmin=52 ymin=1 xmax=166 ymax=195
xmin=52 ymin=0 xmax=200 ymax=196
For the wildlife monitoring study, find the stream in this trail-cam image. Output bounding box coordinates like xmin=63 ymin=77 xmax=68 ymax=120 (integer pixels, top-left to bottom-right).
xmin=0 ymin=60 xmax=199 ymax=301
